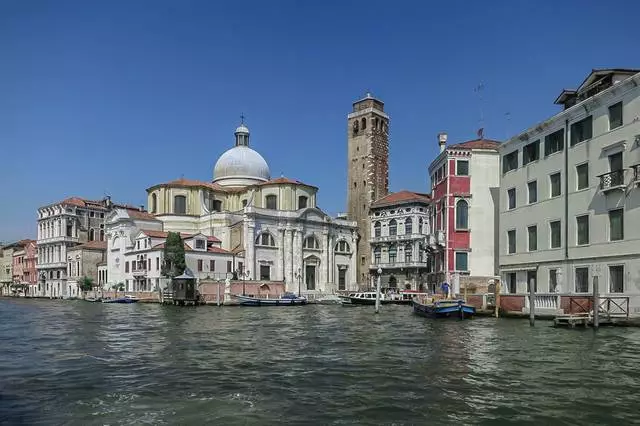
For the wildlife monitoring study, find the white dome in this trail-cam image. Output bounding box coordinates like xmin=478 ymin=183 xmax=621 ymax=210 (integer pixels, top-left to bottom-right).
xmin=213 ymin=145 xmax=270 ymax=186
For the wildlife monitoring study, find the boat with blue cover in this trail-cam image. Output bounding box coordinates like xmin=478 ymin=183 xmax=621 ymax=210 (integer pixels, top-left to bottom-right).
xmin=412 ymin=297 xmax=475 ymax=319
xmin=235 ymin=292 xmax=307 ymax=306
xmin=102 ymin=295 xmax=139 ymax=304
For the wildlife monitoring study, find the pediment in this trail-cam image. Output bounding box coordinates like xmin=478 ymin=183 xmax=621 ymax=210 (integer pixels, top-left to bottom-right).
xmin=299 ymin=207 xmax=329 ymax=222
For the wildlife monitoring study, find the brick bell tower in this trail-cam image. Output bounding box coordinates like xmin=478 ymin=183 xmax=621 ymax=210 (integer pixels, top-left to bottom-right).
xmin=346 ymin=92 xmax=389 ymax=288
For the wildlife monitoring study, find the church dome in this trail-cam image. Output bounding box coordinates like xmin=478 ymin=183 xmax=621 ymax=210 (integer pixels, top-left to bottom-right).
xmin=212 ymin=123 xmax=271 ymax=187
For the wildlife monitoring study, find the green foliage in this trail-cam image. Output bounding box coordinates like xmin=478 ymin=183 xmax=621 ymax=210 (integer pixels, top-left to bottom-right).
xmin=161 ymin=232 xmax=186 ymax=278
xmin=112 ymin=282 xmax=125 ymax=292
xmin=79 ymin=276 xmax=94 ymax=292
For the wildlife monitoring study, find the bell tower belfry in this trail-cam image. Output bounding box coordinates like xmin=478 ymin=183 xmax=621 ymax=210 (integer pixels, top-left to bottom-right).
xmin=346 ymin=92 xmax=389 ymax=287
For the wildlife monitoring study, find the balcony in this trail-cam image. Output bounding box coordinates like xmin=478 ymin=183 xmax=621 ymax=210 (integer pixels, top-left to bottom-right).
xmin=132 ymin=268 xmax=148 ymax=277
xmin=370 ymin=233 xmax=430 ymax=244
xmin=370 ymin=261 xmax=430 ymax=270
xmin=633 ymin=164 xmax=640 ymax=186
xmin=598 ymin=170 xmax=626 ymax=193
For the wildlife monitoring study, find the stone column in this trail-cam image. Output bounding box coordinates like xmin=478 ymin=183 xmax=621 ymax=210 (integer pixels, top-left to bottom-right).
xmin=277 ymin=227 xmax=285 ymax=281
xmin=245 ymin=221 xmax=255 ymax=280
xmin=320 ymin=230 xmax=329 ymax=291
xmin=294 ymin=228 xmax=303 ymax=290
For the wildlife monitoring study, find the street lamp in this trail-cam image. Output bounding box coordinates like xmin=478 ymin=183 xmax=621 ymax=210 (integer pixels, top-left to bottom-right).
xmin=375 ymin=267 xmax=382 ymax=313
xmin=294 ymin=267 xmax=302 ymax=297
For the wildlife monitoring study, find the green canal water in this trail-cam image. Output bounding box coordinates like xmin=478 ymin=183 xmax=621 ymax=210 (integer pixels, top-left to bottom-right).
xmin=1 ymin=298 xmax=640 ymax=425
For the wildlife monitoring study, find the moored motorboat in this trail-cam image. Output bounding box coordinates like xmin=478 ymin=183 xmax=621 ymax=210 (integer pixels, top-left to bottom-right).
xmin=412 ymin=297 xmax=475 ymax=319
xmin=235 ymin=292 xmax=307 ymax=306
xmin=344 ymin=291 xmax=415 ymax=306
xmin=316 ymin=294 xmax=343 ymax=305
xmin=102 ymin=295 xmax=139 ymax=304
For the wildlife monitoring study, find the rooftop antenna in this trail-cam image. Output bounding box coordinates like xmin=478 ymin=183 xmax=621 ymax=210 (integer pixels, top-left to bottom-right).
xmin=474 ymin=82 xmax=485 ymax=135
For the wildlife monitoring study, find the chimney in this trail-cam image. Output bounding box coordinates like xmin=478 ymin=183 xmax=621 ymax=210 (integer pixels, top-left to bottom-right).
xmin=140 ymin=205 xmax=145 ymax=212
xmin=438 ymin=132 xmax=448 ymax=153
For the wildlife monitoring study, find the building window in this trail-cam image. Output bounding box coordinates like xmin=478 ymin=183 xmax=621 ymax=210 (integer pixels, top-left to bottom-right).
xmin=544 ymin=129 xmax=564 ymax=156
xmin=195 ymin=239 xmax=205 ymax=249
xmin=608 ymin=152 xmax=624 ymax=186
xmin=338 ymin=269 xmax=346 ymax=290
xmin=298 ymin=196 xmax=308 ymax=209
xmin=227 ymin=261 xmax=232 ymax=273
xmin=197 ymin=259 xmax=203 ymax=272
xmin=212 ymin=200 xmax=222 ymax=212
xmin=256 ymin=232 xmax=276 ymax=246
xmin=575 ymin=267 xmax=589 ymax=293
xmin=242 ymin=199 xmax=248 ymax=207
xmin=527 ymin=181 xmax=537 ymax=204
xmin=156 ymin=257 xmax=159 ymax=270
xmin=388 ymin=219 xmax=397 ymax=236
xmin=576 ymin=163 xmax=589 ymax=190
xmin=522 ymin=140 xmax=540 ymax=165
xmin=303 ymin=235 xmax=319 ymax=249
xmin=125 ymin=261 xmax=129 ymax=273
xmin=549 ymin=269 xmax=558 ymax=292
xmin=576 ymin=215 xmax=589 ymax=245
xmin=455 ymin=200 xmax=468 ymax=229
xmin=405 ymin=244 xmax=413 ymax=263
xmin=550 ymin=220 xmax=561 ymax=248
xmin=418 ymin=217 xmax=424 ymax=234
xmin=507 ymin=230 xmax=516 ymax=254
xmin=455 ymin=252 xmax=468 ymax=271
xmin=89 ymin=229 xmax=95 ymax=241
xmin=388 ymin=245 xmax=397 ymax=263
xmin=526 ymin=270 xmax=537 ymax=293
xmin=209 ymin=260 xmax=214 ymax=271
xmin=608 ymin=102 xmax=623 ymax=130
xmin=550 ymin=173 xmax=561 ymax=197
xmin=506 ymin=272 xmax=516 ymax=294
xmin=174 ymin=195 xmax=186 ymax=214
xmin=609 ymin=209 xmax=624 ymax=241
xmin=260 ymin=265 xmax=270 ymax=280
xmin=404 ymin=217 xmax=412 ymax=235
xmin=151 ymin=194 xmax=157 ymax=213
xmin=502 ymin=150 xmax=518 ymax=174
xmin=265 ymin=195 xmax=277 ymax=210
xmin=374 ymin=247 xmax=381 ymax=264
xmin=609 ymin=265 xmax=624 ymax=293
xmin=570 ymin=116 xmax=592 ymax=146
xmin=507 ymin=188 xmax=516 ymax=210
xmin=374 ymin=221 xmax=381 ymax=237
xmin=456 ymin=160 xmax=469 ymax=176
xmin=361 ymin=117 xmax=367 ymax=130
xmin=335 ymin=241 xmax=350 ymax=253
xmin=527 ymin=225 xmax=537 ymax=252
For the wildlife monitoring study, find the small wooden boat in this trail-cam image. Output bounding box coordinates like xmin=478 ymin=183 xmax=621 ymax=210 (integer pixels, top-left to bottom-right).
xmin=412 ymin=298 xmax=475 ymax=319
xmin=102 ymin=295 xmax=139 ymax=304
xmin=235 ymin=292 xmax=307 ymax=306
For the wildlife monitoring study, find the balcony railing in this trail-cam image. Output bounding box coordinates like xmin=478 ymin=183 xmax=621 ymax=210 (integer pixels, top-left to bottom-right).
xmin=132 ymin=269 xmax=148 ymax=277
xmin=632 ymin=164 xmax=640 ymax=185
xmin=370 ymin=261 xmax=430 ymax=270
xmin=370 ymin=233 xmax=430 ymax=243
xmin=598 ymin=170 xmax=626 ymax=192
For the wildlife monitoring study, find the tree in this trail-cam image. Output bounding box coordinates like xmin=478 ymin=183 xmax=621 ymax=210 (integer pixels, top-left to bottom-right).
xmin=112 ymin=282 xmax=124 ymax=297
xmin=161 ymin=232 xmax=186 ymax=278
xmin=79 ymin=276 xmax=94 ymax=299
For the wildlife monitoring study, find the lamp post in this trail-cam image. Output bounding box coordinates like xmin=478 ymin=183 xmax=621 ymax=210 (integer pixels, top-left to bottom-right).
xmin=294 ymin=267 xmax=302 ymax=297
xmin=375 ymin=267 xmax=382 ymax=314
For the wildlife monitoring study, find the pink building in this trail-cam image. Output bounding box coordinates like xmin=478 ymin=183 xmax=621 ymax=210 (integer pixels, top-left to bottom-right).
xmin=12 ymin=240 xmax=38 ymax=296
xmin=426 ymin=134 xmax=501 ymax=294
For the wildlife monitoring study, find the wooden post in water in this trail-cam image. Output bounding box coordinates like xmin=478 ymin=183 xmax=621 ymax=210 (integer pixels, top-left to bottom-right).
xmin=463 ymin=275 xmax=468 ymax=303
xmin=375 ymin=267 xmax=382 ymax=314
xmin=217 ymin=281 xmax=221 ymax=307
xmin=592 ymin=275 xmax=599 ymax=329
xmin=529 ymin=277 xmax=535 ymax=327
xmin=495 ymin=279 xmax=501 ymax=318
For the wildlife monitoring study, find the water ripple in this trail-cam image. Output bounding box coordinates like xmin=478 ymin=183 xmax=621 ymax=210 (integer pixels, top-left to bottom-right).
xmin=2 ymin=299 xmax=640 ymax=425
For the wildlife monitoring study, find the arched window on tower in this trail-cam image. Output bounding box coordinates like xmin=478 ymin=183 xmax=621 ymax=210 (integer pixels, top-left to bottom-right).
xmin=361 ymin=117 xmax=367 ymax=130
xmin=174 ymin=195 xmax=186 ymax=214
xmin=374 ymin=117 xmax=379 ymax=130
xmin=389 ymin=219 xmax=397 ymax=236
xmin=352 ymin=120 xmax=359 ymax=135
xmin=298 ymin=196 xmax=308 ymax=209
xmin=151 ymin=193 xmax=157 ymax=214
xmin=374 ymin=221 xmax=381 ymax=237
xmin=212 ymin=200 xmax=222 ymax=212
xmin=456 ymin=200 xmax=469 ymax=230
xmin=405 ymin=217 xmax=413 ymax=235
xmin=265 ymin=195 xmax=277 ymax=210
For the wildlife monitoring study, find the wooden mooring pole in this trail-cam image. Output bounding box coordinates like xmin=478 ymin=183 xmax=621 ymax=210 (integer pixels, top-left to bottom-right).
xmin=592 ymin=276 xmax=599 ymax=329
xmin=529 ymin=277 xmax=535 ymax=327
xmin=375 ymin=268 xmax=381 ymax=314
xmin=495 ymin=279 xmax=500 ymax=318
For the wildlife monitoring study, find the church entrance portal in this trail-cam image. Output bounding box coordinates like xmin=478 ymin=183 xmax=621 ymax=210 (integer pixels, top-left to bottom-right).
xmin=305 ymin=265 xmax=316 ymax=291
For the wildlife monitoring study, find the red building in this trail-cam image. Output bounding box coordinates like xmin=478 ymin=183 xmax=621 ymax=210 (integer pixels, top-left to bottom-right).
xmin=12 ymin=239 xmax=38 ymax=296
xmin=426 ymin=133 xmax=501 ymax=294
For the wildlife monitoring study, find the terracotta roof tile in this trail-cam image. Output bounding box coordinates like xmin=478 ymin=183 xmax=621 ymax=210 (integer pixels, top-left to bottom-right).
xmin=447 ymin=139 xmax=502 ymax=151
xmin=371 ymin=190 xmax=431 ymax=208
xmin=152 ymin=242 xmax=192 ymax=251
xmin=258 ymin=177 xmax=317 ymax=188
xmin=126 ymin=208 xmax=159 ymax=221
xmin=207 ymin=246 xmax=231 ymax=254
xmin=74 ymin=241 xmax=108 ymax=250
xmin=148 ymin=178 xmax=227 ymax=192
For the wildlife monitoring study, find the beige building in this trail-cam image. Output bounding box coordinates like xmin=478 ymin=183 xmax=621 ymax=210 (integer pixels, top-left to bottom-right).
xmin=143 ymin=122 xmax=359 ymax=294
xmin=346 ymin=93 xmax=390 ymax=286
xmin=498 ymin=69 xmax=640 ymax=310
xmin=66 ymin=241 xmax=107 ymax=297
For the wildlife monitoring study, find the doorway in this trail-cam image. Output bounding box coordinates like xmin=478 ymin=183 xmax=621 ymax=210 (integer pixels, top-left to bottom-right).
xmin=305 ymin=265 xmax=316 ymax=290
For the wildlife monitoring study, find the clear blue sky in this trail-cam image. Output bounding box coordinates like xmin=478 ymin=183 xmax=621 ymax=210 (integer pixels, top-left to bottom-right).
xmin=1 ymin=0 xmax=639 ymax=241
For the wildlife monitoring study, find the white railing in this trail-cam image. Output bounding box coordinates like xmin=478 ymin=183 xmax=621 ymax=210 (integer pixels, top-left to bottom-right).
xmin=524 ymin=294 xmax=559 ymax=310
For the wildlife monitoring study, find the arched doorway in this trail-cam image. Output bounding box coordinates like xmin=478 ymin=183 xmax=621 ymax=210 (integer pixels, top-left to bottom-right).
xmin=304 ymin=255 xmax=320 ymax=291
xmin=388 ymin=275 xmax=397 ymax=288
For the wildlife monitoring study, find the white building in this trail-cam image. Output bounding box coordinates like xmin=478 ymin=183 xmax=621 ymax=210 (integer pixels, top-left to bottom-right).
xmin=143 ymin=122 xmax=359 ymax=294
xmin=368 ymin=190 xmax=432 ymax=290
xmin=498 ymin=69 xmax=640 ymax=307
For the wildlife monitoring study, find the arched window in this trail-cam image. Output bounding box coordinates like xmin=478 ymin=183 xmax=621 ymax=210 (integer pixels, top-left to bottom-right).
xmin=456 ymin=200 xmax=469 ymax=230
xmin=389 ymin=219 xmax=397 ymax=236
xmin=361 ymin=117 xmax=367 ymax=130
xmin=89 ymin=228 xmax=95 ymax=241
xmin=174 ymin=195 xmax=186 ymax=214
xmin=405 ymin=244 xmax=413 ymax=263
xmin=405 ymin=217 xmax=412 ymax=235
xmin=335 ymin=240 xmax=350 ymax=253
xmin=100 ymin=230 xmax=105 ymax=241
xmin=389 ymin=244 xmax=397 ymax=263
xmin=265 ymin=195 xmax=277 ymax=210
xmin=418 ymin=217 xmax=424 ymax=234
xmin=352 ymin=120 xmax=359 ymax=135
xmin=298 ymin=196 xmax=308 ymax=209
xmin=242 ymin=199 xmax=248 ymax=207
xmin=255 ymin=232 xmax=275 ymax=246
xmin=374 ymin=246 xmax=381 ymax=264
xmin=418 ymin=243 xmax=424 ymax=262
xmin=212 ymin=200 xmax=222 ymax=212
xmin=374 ymin=117 xmax=379 ymax=130
xmin=150 ymin=193 xmax=157 ymax=213
xmin=374 ymin=221 xmax=381 ymax=237
xmin=303 ymin=235 xmax=319 ymax=249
